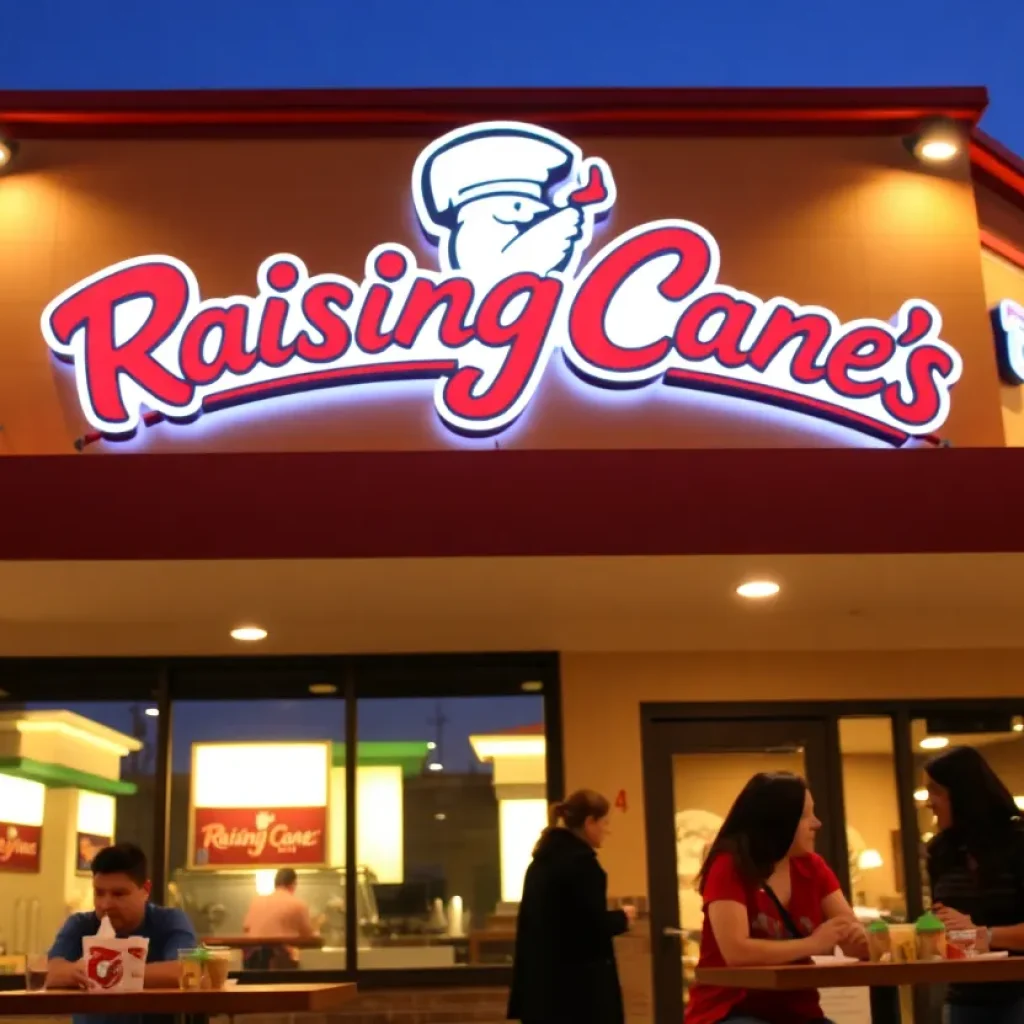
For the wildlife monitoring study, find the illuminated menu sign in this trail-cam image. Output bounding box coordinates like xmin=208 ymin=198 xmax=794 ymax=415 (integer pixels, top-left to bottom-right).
xmin=0 ymin=822 xmax=41 ymax=873
xmin=192 ymin=807 xmax=326 ymax=867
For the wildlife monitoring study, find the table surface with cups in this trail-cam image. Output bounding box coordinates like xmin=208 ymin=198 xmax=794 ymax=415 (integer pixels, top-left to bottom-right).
xmin=0 ymin=981 xmax=358 ymax=1015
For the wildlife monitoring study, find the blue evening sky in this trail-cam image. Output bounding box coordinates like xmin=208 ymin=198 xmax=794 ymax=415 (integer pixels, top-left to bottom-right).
xmin=2 ymin=0 xmax=1023 ymax=156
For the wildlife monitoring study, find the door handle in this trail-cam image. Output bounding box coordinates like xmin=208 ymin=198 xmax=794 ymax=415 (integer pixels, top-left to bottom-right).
xmin=662 ymin=926 xmax=685 ymax=937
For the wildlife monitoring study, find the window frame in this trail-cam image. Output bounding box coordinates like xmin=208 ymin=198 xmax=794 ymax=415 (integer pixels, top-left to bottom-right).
xmin=0 ymin=652 xmax=562 ymax=989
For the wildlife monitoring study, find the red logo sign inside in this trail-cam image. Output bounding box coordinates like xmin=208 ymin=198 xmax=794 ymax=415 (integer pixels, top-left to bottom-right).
xmin=0 ymin=822 xmax=42 ymax=872
xmin=192 ymin=807 xmax=326 ymax=867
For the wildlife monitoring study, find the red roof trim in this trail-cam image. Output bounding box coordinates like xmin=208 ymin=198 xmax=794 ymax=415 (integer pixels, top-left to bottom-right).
xmin=980 ymin=229 xmax=1024 ymax=272
xmin=971 ymin=129 xmax=1024 ymax=214
xmin=2 ymin=448 xmax=1024 ymax=561
xmin=0 ymin=86 xmax=989 ymax=137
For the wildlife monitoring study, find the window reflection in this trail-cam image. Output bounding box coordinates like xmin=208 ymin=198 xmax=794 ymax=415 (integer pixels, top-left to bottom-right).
xmin=355 ymin=695 xmax=545 ymax=968
xmin=168 ymin=698 xmax=345 ymax=972
xmin=1 ymin=701 xmax=156 ymax=964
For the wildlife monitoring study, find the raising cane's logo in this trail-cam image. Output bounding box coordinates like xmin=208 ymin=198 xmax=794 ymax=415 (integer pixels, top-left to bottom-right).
xmin=193 ymin=807 xmax=325 ymax=866
xmin=0 ymin=822 xmax=41 ymax=872
xmin=42 ymin=122 xmax=963 ymax=446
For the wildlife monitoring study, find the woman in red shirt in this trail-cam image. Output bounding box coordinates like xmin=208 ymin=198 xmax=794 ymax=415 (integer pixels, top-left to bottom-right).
xmin=685 ymin=772 xmax=867 ymax=1024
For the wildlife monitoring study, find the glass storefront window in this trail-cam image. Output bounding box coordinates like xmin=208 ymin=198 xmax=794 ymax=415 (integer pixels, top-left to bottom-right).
xmin=356 ymin=694 xmax=545 ymax=968
xmin=2 ymin=700 xmax=157 ymax=961
xmin=167 ymin=696 xmax=345 ymax=972
xmin=838 ymin=717 xmax=907 ymax=923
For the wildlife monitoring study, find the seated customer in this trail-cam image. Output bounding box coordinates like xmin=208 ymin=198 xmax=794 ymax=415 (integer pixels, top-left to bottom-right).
xmin=243 ymin=868 xmax=317 ymax=969
xmin=686 ymin=772 xmax=867 ymax=1024
xmin=47 ymin=842 xmax=197 ymax=1022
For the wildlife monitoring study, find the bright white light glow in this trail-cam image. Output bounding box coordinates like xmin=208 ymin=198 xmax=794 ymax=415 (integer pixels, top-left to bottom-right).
xmin=1015 ymin=797 xmax=1024 ymax=811
xmin=919 ymin=140 xmax=958 ymax=162
xmin=858 ymin=848 xmax=884 ymax=870
xmin=193 ymin=742 xmax=329 ymax=808
xmin=0 ymin=775 xmax=45 ymax=827
xmin=77 ymin=790 xmax=116 ymax=836
xmin=914 ymin=788 xmax=929 ymax=803
xmin=145 ymin=708 xmax=159 ymax=718
xmin=919 ymin=736 xmax=949 ymax=751
xmin=41 ymin=121 xmax=962 ymax=451
xmin=426 ymin=742 xmax=437 ymax=751
xmin=470 ymin=737 xmax=545 ymax=759
xmin=254 ymin=869 xmax=276 ymax=896
xmin=330 ymin=765 xmax=403 ymax=884
xmin=500 ymin=799 xmax=549 ymax=902
xmin=736 ymin=580 xmax=780 ymax=599
xmin=428 ymin=763 xmax=444 ymax=772
xmin=230 ymin=626 xmax=267 ymax=642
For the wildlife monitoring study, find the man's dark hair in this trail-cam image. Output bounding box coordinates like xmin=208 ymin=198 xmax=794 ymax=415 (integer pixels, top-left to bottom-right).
xmin=91 ymin=843 xmax=149 ymax=886
xmin=274 ymin=868 xmax=297 ymax=888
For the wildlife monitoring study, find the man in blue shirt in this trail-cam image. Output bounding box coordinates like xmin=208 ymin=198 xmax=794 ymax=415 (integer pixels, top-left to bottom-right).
xmin=47 ymin=842 xmax=197 ymax=1024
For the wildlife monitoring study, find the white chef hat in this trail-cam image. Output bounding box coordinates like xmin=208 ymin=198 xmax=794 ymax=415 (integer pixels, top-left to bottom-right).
xmin=417 ymin=125 xmax=575 ymax=226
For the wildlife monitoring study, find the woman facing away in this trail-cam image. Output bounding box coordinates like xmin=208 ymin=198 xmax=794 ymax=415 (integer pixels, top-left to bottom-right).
xmin=686 ymin=771 xmax=867 ymax=1024
xmin=926 ymin=745 xmax=1024 ymax=1024
xmin=507 ymin=789 xmax=636 ymax=1024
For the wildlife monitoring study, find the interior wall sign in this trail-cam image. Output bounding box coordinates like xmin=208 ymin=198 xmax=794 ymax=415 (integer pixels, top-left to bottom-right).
xmin=42 ymin=122 xmax=962 ymax=447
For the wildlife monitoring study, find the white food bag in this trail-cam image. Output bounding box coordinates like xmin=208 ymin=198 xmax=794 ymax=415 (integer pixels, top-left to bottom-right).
xmin=82 ymin=935 xmax=149 ymax=991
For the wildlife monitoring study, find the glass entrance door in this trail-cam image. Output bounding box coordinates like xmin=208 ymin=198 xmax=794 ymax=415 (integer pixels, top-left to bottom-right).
xmin=642 ymin=717 xmax=840 ymax=1022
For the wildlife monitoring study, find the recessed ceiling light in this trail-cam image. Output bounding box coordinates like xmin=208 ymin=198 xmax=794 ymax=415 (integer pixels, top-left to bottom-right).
xmin=428 ymin=763 xmax=443 ymax=772
xmin=919 ymin=736 xmax=949 ymax=751
xmin=434 ymin=812 xmax=447 ymax=821
xmin=230 ymin=626 xmax=267 ymax=642
xmin=144 ymin=708 xmax=159 ymax=718
xmin=1013 ymin=718 xmax=1023 ymax=733
xmin=521 ymin=681 xmax=543 ymax=692
xmin=308 ymin=683 xmax=337 ymax=695
xmin=913 ymin=788 xmax=928 ymax=802
xmin=736 ymin=580 xmax=780 ymax=599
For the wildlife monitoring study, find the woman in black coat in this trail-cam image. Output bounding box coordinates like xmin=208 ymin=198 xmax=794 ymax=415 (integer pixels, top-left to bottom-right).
xmin=508 ymin=789 xmax=635 ymax=1024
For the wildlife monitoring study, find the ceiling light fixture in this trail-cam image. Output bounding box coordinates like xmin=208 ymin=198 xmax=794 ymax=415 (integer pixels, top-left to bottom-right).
xmin=428 ymin=763 xmax=443 ymax=772
xmin=230 ymin=626 xmax=268 ymax=642
xmin=144 ymin=708 xmax=159 ymax=718
xmin=919 ymin=736 xmax=949 ymax=751
xmin=308 ymin=683 xmax=337 ymax=695
xmin=0 ymin=134 xmax=17 ymax=173
xmin=736 ymin=580 xmax=780 ymax=599
xmin=905 ymin=117 xmax=961 ymax=164
xmin=913 ymin=788 xmax=928 ymax=802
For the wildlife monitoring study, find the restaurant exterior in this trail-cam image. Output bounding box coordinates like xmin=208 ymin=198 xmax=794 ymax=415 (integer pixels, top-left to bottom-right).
xmin=2 ymin=86 xmax=1024 ymax=1023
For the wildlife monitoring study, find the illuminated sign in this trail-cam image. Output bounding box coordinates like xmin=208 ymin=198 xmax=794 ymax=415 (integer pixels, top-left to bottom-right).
xmin=993 ymin=299 xmax=1024 ymax=385
xmin=42 ymin=122 xmax=962 ymax=446
xmin=192 ymin=806 xmax=326 ymax=867
xmin=0 ymin=822 xmax=41 ymax=873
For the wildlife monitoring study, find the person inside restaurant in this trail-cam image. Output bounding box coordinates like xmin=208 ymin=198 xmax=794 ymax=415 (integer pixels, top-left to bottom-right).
xmin=46 ymin=842 xmax=197 ymax=1013
xmin=927 ymin=746 xmax=1024 ymax=1024
xmin=243 ymin=867 xmax=318 ymax=970
xmin=685 ymin=772 xmax=867 ymax=1024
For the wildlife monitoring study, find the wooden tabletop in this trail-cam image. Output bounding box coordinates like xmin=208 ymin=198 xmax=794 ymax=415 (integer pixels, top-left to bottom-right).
xmin=201 ymin=935 xmax=325 ymax=948
xmin=0 ymin=981 xmax=356 ymax=1015
xmin=697 ymin=958 xmax=1024 ymax=990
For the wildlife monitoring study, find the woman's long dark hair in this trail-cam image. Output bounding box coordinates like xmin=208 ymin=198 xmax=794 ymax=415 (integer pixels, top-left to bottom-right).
xmin=926 ymin=746 xmax=1020 ymax=868
xmin=695 ymin=772 xmax=808 ymax=893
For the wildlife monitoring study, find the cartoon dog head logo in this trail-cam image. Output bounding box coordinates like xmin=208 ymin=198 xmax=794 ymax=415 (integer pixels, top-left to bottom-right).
xmin=412 ymin=122 xmax=616 ymax=288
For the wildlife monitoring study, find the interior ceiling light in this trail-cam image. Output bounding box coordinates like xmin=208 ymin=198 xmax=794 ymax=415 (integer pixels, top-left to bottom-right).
xmin=736 ymin=580 xmax=780 ymax=599
xmin=919 ymin=736 xmax=950 ymax=751
xmin=144 ymin=708 xmax=159 ymax=718
xmin=905 ymin=117 xmax=961 ymax=164
xmin=308 ymin=683 xmax=337 ymax=695
xmin=230 ymin=626 xmax=268 ymax=642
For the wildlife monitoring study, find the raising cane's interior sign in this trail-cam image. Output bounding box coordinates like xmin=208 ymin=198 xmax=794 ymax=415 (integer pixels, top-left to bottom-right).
xmin=0 ymin=822 xmax=42 ymax=873
xmin=192 ymin=807 xmax=327 ymax=867
xmin=42 ymin=122 xmax=963 ymax=448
